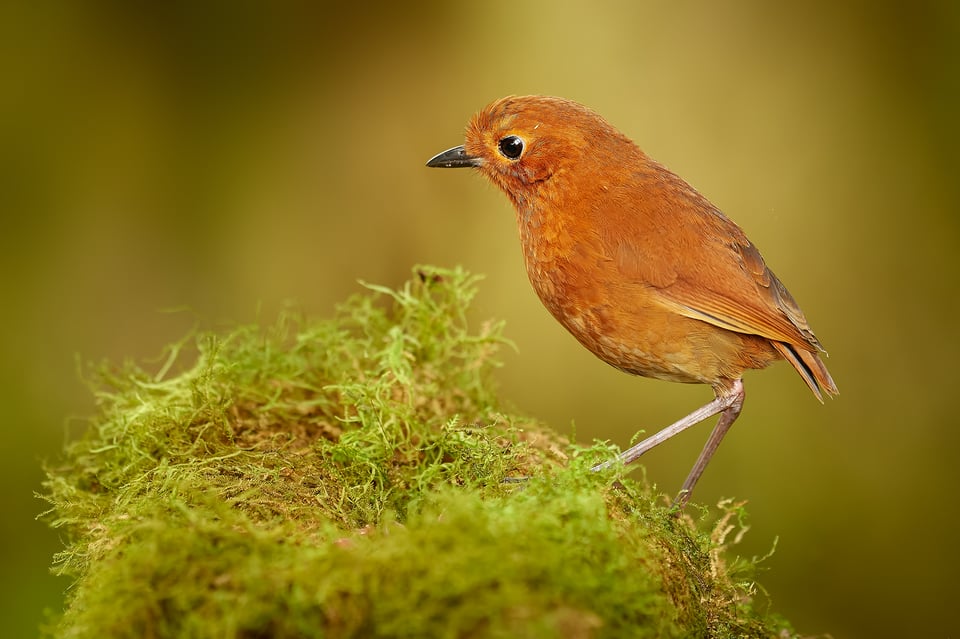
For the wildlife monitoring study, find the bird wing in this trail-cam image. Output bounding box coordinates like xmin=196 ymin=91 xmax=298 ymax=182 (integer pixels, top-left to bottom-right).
xmin=655 ymin=235 xmax=824 ymax=351
xmin=601 ymin=180 xmax=823 ymax=352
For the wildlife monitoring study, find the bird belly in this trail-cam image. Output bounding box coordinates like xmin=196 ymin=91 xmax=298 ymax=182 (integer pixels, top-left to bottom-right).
xmin=523 ymin=254 xmax=778 ymax=386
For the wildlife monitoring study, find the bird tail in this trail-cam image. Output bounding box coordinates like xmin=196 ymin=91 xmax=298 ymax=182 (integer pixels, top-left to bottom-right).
xmin=771 ymin=341 xmax=838 ymax=403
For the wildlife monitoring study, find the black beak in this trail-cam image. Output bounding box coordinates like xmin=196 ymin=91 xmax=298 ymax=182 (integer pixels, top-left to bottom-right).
xmin=425 ymin=145 xmax=483 ymax=168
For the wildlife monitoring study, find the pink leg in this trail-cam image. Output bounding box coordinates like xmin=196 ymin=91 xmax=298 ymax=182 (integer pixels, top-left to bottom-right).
xmin=592 ymin=379 xmax=746 ymax=508
xmin=673 ymin=380 xmax=744 ymax=508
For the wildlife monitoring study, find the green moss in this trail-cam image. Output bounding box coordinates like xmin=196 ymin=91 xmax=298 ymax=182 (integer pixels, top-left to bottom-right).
xmin=41 ymin=265 xmax=796 ymax=638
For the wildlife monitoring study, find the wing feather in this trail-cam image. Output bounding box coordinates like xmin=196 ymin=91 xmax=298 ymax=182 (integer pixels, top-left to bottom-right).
xmin=601 ymin=170 xmax=825 ymax=355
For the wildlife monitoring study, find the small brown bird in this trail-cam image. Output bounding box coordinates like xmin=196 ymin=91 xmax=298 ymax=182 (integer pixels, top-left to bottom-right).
xmin=426 ymin=96 xmax=836 ymax=506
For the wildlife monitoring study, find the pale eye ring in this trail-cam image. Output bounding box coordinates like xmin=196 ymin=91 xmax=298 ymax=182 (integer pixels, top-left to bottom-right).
xmin=498 ymin=135 xmax=524 ymax=160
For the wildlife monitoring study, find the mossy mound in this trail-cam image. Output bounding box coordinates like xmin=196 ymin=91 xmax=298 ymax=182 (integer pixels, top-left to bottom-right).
xmin=41 ymin=266 xmax=795 ymax=638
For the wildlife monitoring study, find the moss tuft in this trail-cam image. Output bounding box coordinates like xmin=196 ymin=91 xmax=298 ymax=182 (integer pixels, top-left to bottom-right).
xmin=41 ymin=265 xmax=797 ymax=638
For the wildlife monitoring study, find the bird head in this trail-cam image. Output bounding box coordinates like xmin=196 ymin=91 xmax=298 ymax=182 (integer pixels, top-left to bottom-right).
xmin=426 ymin=95 xmax=638 ymax=210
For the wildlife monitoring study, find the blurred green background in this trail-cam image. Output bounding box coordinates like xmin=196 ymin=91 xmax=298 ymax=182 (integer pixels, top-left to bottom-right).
xmin=3 ymin=1 xmax=957 ymax=637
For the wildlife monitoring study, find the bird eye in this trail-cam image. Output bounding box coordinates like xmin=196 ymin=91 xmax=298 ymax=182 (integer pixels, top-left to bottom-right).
xmin=498 ymin=135 xmax=524 ymax=160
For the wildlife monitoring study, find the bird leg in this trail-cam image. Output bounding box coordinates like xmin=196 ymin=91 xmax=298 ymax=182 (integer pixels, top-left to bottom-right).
xmin=591 ymin=379 xmax=745 ymax=508
xmin=673 ymin=379 xmax=744 ymax=508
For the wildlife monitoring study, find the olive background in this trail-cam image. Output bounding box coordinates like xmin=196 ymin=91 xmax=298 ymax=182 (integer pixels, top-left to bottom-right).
xmin=3 ymin=2 xmax=957 ymax=637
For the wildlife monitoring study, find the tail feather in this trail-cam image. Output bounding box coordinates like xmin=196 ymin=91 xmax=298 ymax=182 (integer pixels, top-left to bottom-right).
xmin=771 ymin=341 xmax=838 ymax=403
